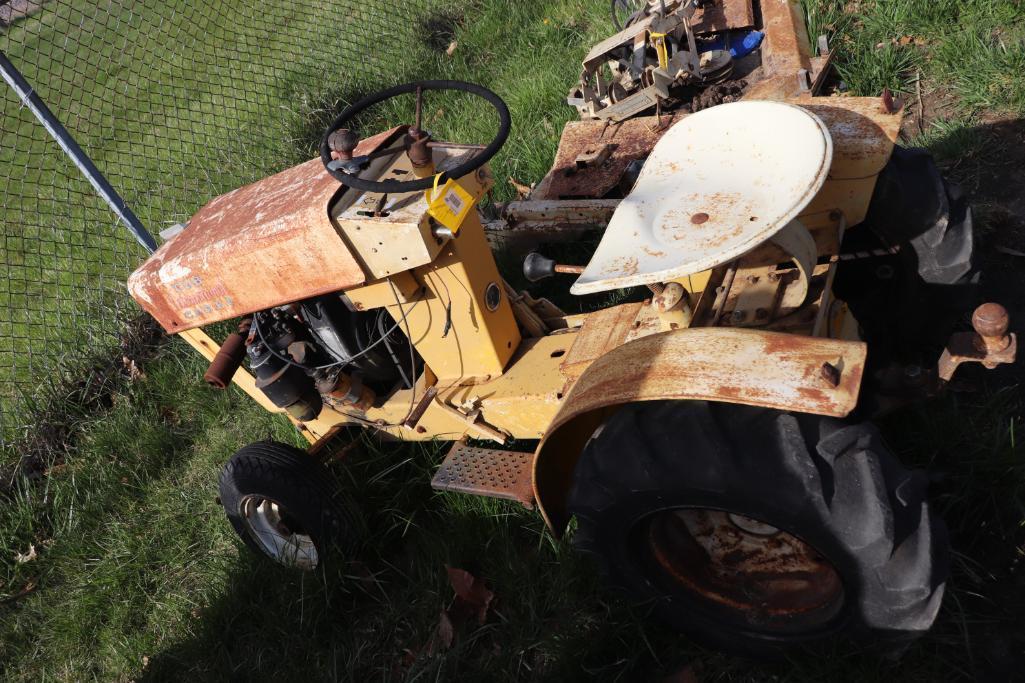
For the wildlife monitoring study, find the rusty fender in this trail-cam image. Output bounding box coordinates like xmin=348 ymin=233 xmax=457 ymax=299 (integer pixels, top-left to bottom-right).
xmin=532 ymin=327 xmax=867 ymax=536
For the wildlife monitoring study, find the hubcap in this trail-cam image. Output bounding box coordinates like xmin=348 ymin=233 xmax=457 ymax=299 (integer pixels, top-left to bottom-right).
xmin=642 ymin=508 xmax=844 ymax=634
xmin=240 ymin=495 xmax=319 ymax=570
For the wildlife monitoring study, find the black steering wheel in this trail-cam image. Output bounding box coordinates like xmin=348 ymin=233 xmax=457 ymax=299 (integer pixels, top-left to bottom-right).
xmin=320 ymin=80 xmax=511 ymax=194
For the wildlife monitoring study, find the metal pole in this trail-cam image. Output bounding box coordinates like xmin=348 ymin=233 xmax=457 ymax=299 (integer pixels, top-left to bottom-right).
xmin=0 ymin=51 xmax=157 ymax=253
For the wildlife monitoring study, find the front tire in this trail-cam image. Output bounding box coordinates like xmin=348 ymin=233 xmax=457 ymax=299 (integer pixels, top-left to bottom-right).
xmin=567 ymin=401 xmax=948 ymax=656
xmin=219 ymin=441 xmax=357 ymax=571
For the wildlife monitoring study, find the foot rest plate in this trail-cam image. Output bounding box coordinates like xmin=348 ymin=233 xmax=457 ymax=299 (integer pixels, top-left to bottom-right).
xmin=431 ymin=442 xmax=534 ymax=509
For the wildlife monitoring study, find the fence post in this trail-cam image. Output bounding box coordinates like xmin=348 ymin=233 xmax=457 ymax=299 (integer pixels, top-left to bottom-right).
xmin=0 ymin=50 xmax=157 ymax=254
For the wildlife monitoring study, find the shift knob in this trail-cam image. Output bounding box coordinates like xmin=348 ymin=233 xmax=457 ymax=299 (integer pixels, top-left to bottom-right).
xmin=523 ymin=252 xmax=557 ymax=282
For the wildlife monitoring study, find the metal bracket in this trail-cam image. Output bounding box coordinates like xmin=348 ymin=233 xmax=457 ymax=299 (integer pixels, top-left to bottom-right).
xmin=768 ymin=220 xmax=817 ymax=308
xmin=938 ymin=304 xmax=1017 ymax=381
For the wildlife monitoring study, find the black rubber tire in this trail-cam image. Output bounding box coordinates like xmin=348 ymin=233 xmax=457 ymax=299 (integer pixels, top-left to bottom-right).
xmin=568 ymin=401 xmax=949 ymax=657
xmin=611 ymin=0 xmax=645 ymax=31
xmin=861 ymin=146 xmax=975 ymax=286
xmin=834 ymin=145 xmax=980 ymax=368
xmin=218 ymin=441 xmax=358 ymax=570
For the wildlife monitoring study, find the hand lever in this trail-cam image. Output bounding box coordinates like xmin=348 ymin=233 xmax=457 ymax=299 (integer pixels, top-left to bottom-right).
xmin=523 ymin=252 xmax=584 ymax=283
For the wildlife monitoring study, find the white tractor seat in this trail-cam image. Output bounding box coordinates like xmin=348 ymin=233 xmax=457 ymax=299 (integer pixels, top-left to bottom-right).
xmin=570 ymin=101 xmax=833 ymax=295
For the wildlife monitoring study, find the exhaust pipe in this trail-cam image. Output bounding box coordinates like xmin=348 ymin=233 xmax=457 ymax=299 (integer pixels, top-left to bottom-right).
xmin=204 ymin=318 xmax=251 ymax=389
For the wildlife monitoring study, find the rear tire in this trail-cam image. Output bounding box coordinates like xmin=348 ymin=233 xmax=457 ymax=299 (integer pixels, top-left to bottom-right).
xmin=219 ymin=441 xmax=358 ymax=571
xmin=567 ymin=401 xmax=948 ymax=657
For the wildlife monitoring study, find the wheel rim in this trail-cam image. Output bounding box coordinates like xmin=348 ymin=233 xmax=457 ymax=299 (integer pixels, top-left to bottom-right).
xmin=641 ymin=508 xmax=845 ymax=635
xmin=240 ymin=495 xmax=319 ymax=570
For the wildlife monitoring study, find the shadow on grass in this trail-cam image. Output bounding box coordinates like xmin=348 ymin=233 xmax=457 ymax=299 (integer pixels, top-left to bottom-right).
xmin=135 ymin=379 xmax=1025 ymax=682
xmin=137 ymin=438 xmax=708 ymax=682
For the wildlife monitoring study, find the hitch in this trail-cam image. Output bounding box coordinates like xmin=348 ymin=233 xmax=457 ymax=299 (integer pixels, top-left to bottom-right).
xmin=938 ymin=303 xmax=1017 ymax=382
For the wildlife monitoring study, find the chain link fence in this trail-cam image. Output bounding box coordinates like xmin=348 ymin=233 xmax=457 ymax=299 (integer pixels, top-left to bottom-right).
xmin=0 ymin=0 xmax=460 ymax=454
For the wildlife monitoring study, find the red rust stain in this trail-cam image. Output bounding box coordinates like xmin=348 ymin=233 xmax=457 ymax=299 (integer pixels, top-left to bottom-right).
xmin=759 ymin=333 xmax=804 ymax=356
xmin=797 ymin=386 xmax=828 ymax=403
xmin=718 ymin=385 xmax=743 ymax=399
xmin=542 ymin=114 xmax=686 ymax=199
xmin=604 ymin=255 xmax=640 ymax=276
xmin=129 ymin=126 xmax=406 ymax=332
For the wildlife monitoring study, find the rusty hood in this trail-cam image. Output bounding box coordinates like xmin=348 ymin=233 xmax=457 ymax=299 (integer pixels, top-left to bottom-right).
xmin=128 ymin=128 xmax=402 ymax=333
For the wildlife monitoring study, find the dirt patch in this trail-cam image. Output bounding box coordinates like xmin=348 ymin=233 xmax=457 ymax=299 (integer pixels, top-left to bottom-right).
xmin=419 ymin=10 xmax=463 ymax=54
xmin=0 ymin=315 xmax=166 ymax=497
xmin=688 ymin=79 xmax=747 ymax=113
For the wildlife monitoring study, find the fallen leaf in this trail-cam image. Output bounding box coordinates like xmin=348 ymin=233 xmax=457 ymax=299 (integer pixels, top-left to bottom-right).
xmin=445 ymin=40 xmax=457 ymax=56
xmin=508 ymin=176 xmax=533 ymax=199
xmin=15 ymin=544 xmax=37 ymax=564
xmin=122 ymin=356 xmax=145 ymax=381
xmin=3 ymin=579 xmax=37 ymax=603
xmin=158 ymin=405 xmax=180 ymax=425
xmin=434 ymin=610 xmax=454 ymax=652
xmin=446 ymin=566 xmax=494 ymax=625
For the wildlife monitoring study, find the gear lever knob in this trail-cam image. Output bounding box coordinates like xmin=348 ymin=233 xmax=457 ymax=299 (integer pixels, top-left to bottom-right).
xmin=523 ymin=253 xmax=584 ymax=283
xmin=523 ymin=252 xmax=557 ymax=282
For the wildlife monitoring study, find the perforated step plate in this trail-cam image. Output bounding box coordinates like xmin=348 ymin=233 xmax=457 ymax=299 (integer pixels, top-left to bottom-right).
xmin=431 ymin=442 xmax=534 ymax=509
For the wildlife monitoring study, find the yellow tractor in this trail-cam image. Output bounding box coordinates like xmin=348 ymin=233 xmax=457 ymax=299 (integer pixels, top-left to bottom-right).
xmin=127 ymin=2 xmax=1014 ymax=656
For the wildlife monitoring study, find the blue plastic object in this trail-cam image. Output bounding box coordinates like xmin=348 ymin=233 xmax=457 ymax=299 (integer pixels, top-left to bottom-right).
xmin=702 ymin=30 xmax=764 ymax=60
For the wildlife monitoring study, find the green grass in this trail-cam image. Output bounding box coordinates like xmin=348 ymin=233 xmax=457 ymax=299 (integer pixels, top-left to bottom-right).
xmin=3 ymin=0 xmax=1025 ymax=680
xmin=805 ymin=0 xmax=1025 ymax=158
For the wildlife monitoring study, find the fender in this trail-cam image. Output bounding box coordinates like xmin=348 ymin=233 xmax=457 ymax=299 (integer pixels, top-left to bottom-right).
xmin=532 ymin=327 xmax=867 ymax=536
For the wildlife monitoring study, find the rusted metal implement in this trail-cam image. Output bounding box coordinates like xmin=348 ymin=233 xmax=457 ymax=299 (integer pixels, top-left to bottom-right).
xmin=125 ymin=0 xmax=1013 ymax=656
xmin=938 ymin=303 xmax=1017 ymax=381
xmin=125 ymin=0 xmax=1014 ymax=522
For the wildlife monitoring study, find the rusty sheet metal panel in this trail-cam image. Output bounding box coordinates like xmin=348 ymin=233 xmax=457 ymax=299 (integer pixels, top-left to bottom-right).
xmin=533 ymin=328 xmax=867 ymax=535
xmin=760 ymin=0 xmax=813 ymax=79
xmin=560 ymin=302 xmax=643 ymax=379
xmin=536 ymin=114 xmax=686 ymax=200
xmin=797 ymin=98 xmax=901 ymax=225
xmin=801 ymin=99 xmax=902 ymax=179
xmin=691 ymin=0 xmax=754 ymax=34
xmin=128 ymin=128 xmax=403 ymax=333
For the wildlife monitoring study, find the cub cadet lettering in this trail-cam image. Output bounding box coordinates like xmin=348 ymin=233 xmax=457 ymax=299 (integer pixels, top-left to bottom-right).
xmin=166 ymin=278 xmax=234 ymax=320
